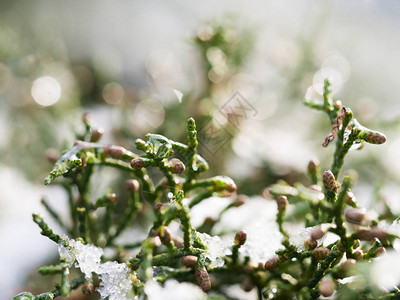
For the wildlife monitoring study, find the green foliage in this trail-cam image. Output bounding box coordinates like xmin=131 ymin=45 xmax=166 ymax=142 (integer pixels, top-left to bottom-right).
xmin=13 ymin=80 xmax=398 ymax=300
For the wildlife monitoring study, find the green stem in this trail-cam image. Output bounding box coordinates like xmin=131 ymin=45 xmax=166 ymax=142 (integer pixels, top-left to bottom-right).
xmin=186 ymin=117 xmax=199 ymax=181
xmin=32 ymin=214 xmax=63 ymax=244
xmin=77 ymin=207 xmax=90 ymax=243
xmin=307 ymin=248 xmax=341 ymax=290
xmin=333 ymin=175 xmax=353 ymax=257
xmin=331 ymin=110 xmax=352 ymax=178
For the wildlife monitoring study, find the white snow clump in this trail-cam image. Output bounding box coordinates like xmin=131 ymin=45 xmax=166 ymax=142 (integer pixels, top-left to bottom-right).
xmin=97 ymin=261 xmax=133 ymax=300
xmin=58 ymin=237 xmax=133 ymax=299
xmin=197 ymin=232 xmax=227 ymax=269
xmin=144 ymin=279 xmax=206 ymax=300
xmin=58 ymin=238 xmax=103 ymax=279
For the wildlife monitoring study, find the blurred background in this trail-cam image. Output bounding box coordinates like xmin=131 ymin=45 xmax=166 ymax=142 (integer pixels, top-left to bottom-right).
xmin=1 ymin=0 xmax=400 ymax=298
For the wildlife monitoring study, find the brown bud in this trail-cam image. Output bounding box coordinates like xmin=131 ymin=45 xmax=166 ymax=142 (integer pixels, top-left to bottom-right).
xmin=278 ymin=254 xmax=289 ymax=262
xmin=45 ymin=148 xmax=60 ymax=164
xmin=168 ymin=158 xmax=186 ymax=174
xmin=104 ymin=144 xmax=125 ymax=158
xmin=334 ymin=100 xmax=342 ymax=109
xmin=357 ymin=227 xmax=388 ymax=241
xmin=344 ymin=208 xmax=366 ymax=224
xmin=234 ymin=230 xmax=247 ymax=246
xmin=356 ymin=228 xmax=373 ymax=241
xmin=232 ymin=195 xmax=248 ymax=207
xmin=195 ymin=267 xmax=211 ymax=292
xmin=276 ymin=195 xmax=288 ymax=212
xmin=74 ymin=140 xmax=88 ymax=147
xmin=308 ymin=158 xmax=320 ymax=173
xmin=345 ymin=191 xmax=357 ymax=207
xmin=341 ymin=258 xmax=356 ymax=270
xmin=257 ymin=262 xmax=265 ymax=270
xmin=125 ymin=179 xmax=140 ymax=192
xmin=182 ymin=256 xmax=198 ymax=268
xmin=364 ymin=131 xmax=386 ymax=145
xmin=200 ymin=217 xmax=215 ymax=231
xmin=265 ymin=256 xmax=280 ymax=271
xmin=309 ymin=185 xmax=322 ymax=192
xmin=243 ymin=278 xmax=254 ymax=292
xmin=319 ymin=277 xmax=335 ymax=297
xmin=202 ymin=217 xmax=216 ymax=227
xmin=173 ymin=237 xmax=184 ymax=249
xmin=262 ymin=188 xmax=271 ymax=199
xmin=304 ymin=238 xmax=318 ymax=251
xmin=340 ymin=259 xmax=356 ymax=277
xmin=108 ymin=193 xmax=117 ymax=204
xmin=374 ymin=246 xmax=386 ymax=257
xmin=82 ymin=282 xmax=94 ymax=295
xmin=90 ymin=127 xmax=104 ymax=142
xmin=152 ymin=236 xmax=162 ymax=248
xmin=82 ymin=112 xmax=92 ymax=123
xmin=353 ymin=249 xmax=364 ymax=260
xmin=130 ymin=157 xmax=146 ymax=169
xmin=311 ymin=226 xmax=325 ymax=241
xmin=313 ymin=247 xmax=330 ymax=261
xmin=118 ymin=251 xmax=131 ymax=262
xmin=322 ymin=170 xmax=337 ymax=192
xmin=160 ymin=226 xmax=172 ymax=244
xmin=244 ymin=264 xmax=253 ymax=273
xmin=226 ymin=182 xmax=237 ymax=193
xmin=153 ymin=203 xmax=163 ymax=212
xmin=79 ymin=157 xmax=87 ymax=168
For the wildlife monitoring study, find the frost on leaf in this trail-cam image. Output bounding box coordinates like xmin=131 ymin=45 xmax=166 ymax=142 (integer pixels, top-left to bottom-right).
xmin=197 ymin=232 xmax=226 ymax=269
xmin=144 ymin=279 xmax=207 ymax=300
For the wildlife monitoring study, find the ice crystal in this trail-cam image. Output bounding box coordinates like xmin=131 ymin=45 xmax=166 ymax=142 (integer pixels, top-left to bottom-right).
xmin=97 ymin=261 xmax=133 ymax=300
xmin=144 ymin=279 xmax=206 ymax=300
xmin=197 ymin=232 xmax=226 ymax=269
xmin=58 ymin=243 xmax=75 ymax=264
xmin=58 ymin=238 xmax=133 ymax=299
xmin=58 ymin=238 xmax=103 ymax=279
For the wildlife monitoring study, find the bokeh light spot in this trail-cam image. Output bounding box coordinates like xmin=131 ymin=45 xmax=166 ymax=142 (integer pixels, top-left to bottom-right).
xmin=31 ymin=76 xmax=61 ymax=107
xmin=102 ymin=82 xmax=125 ymax=105
xmin=133 ymin=99 xmax=165 ymax=131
